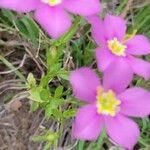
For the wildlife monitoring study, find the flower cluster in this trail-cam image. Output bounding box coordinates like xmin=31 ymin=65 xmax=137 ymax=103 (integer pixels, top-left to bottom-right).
xmin=69 ymin=15 xmax=150 ymax=149
xmin=1 ymin=1 xmax=150 ymax=149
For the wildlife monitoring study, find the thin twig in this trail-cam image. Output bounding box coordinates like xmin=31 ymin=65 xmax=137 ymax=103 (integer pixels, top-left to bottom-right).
xmin=0 ymin=39 xmax=28 ymax=47
xmin=0 ymin=79 xmax=23 ymax=86
xmin=132 ymin=1 xmax=150 ymax=8
xmin=0 ymin=54 xmax=27 ymax=74
xmin=0 ymin=87 xmax=26 ymax=95
xmin=0 ymin=54 xmax=26 ymax=81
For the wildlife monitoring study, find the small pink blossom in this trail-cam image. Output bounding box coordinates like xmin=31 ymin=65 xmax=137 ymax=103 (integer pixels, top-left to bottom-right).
xmin=0 ymin=0 xmax=101 ymax=38
xmin=87 ymin=15 xmax=150 ymax=88
xmin=69 ymin=67 xmax=150 ymax=149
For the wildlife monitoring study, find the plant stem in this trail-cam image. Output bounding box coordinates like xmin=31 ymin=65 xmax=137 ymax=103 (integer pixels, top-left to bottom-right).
xmin=96 ymin=129 xmax=106 ymax=150
xmin=77 ymin=140 xmax=85 ymax=150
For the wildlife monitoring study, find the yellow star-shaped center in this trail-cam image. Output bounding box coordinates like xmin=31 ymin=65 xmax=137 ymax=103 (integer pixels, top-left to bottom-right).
xmin=107 ymin=37 xmax=127 ymax=56
xmin=96 ymin=86 xmax=121 ymax=117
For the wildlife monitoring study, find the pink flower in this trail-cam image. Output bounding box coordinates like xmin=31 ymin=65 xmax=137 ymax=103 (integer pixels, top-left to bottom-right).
xmin=0 ymin=0 xmax=101 ymax=39
xmin=88 ymin=15 xmax=150 ymax=88
xmin=69 ymin=67 xmax=150 ymax=149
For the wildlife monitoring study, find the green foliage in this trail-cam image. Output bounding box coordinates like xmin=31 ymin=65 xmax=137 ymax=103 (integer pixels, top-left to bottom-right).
xmin=32 ymin=131 xmax=58 ymax=150
xmin=0 ymin=9 xmax=40 ymax=43
xmin=15 ymin=16 xmax=40 ymax=42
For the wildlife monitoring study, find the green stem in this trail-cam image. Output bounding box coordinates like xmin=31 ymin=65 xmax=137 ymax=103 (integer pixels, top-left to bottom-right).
xmin=96 ymin=129 xmax=106 ymax=150
xmin=77 ymin=140 xmax=85 ymax=150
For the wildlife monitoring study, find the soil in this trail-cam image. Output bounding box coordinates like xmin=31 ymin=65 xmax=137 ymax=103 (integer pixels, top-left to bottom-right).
xmin=0 ymin=31 xmax=45 ymax=150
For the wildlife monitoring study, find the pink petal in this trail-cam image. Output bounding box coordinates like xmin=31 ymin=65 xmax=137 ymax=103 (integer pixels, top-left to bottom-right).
xmin=0 ymin=0 xmax=40 ymax=12
xmin=104 ymin=14 xmax=126 ymax=41
xmin=69 ymin=67 xmax=100 ymax=103
xmin=128 ymin=56 xmax=150 ymax=80
xmin=34 ymin=4 xmax=71 ymax=39
xmin=105 ymin=114 xmax=140 ymax=149
xmin=103 ymin=58 xmax=133 ymax=94
xmin=72 ymin=104 xmax=103 ymax=140
xmin=63 ymin=0 xmax=100 ymax=16
xmin=126 ymin=35 xmax=150 ymax=55
xmin=118 ymin=87 xmax=150 ymax=117
xmin=96 ymin=47 xmax=116 ymax=71
xmin=86 ymin=15 xmax=106 ymax=46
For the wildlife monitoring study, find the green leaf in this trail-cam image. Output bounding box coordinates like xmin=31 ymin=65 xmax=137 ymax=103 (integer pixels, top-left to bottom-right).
xmin=15 ymin=16 xmax=39 ymax=42
xmin=63 ymin=109 xmax=76 ymax=118
xmin=52 ymin=98 xmax=64 ymax=108
xmin=29 ymin=87 xmax=49 ymax=102
xmin=83 ymin=42 xmax=95 ymax=65
xmin=39 ymin=63 xmax=62 ymax=88
xmin=45 ymin=108 xmax=53 ymax=119
xmin=57 ymin=69 xmax=70 ymax=80
xmin=27 ymin=73 xmax=36 ymax=88
xmin=32 ymin=135 xmax=49 ymax=142
xmin=54 ymin=85 xmax=64 ymax=98
xmin=52 ymin=109 xmax=63 ymax=119
xmin=45 ymin=104 xmax=54 ymax=119
xmin=1 ymin=9 xmax=16 ymax=24
xmin=31 ymin=101 xmax=39 ymax=112
xmin=46 ymin=46 xmax=57 ymax=69
xmin=50 ymin=63 xmax=62 ymax=73
xmin=0 ymin=9 xmax=16 ymax=26
xmin=32 ymin=131 xmax=58 ymax=142
xmin=45 ymin=98 xmax=63 ymax=119
xmin=40 ymin=89 xmax=51 ymax=101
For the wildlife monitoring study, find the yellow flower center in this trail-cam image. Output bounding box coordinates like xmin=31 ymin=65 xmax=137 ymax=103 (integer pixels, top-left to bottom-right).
xmin=42 ymin=0 xmax=62 ymax=6
xmin=107 ymin=37 xmax=127 ymax=56
xmin=96 ymin=86 xmax=121 ymax=117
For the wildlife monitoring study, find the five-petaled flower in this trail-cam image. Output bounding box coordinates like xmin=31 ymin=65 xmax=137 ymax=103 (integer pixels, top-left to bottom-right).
xmin=69 ymin=67 xmax=150 ymax=149
xmin=0 ymin=0 xmax=101 ymax=39
xmin=87 ymin=15 xmax=150 ymax=91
